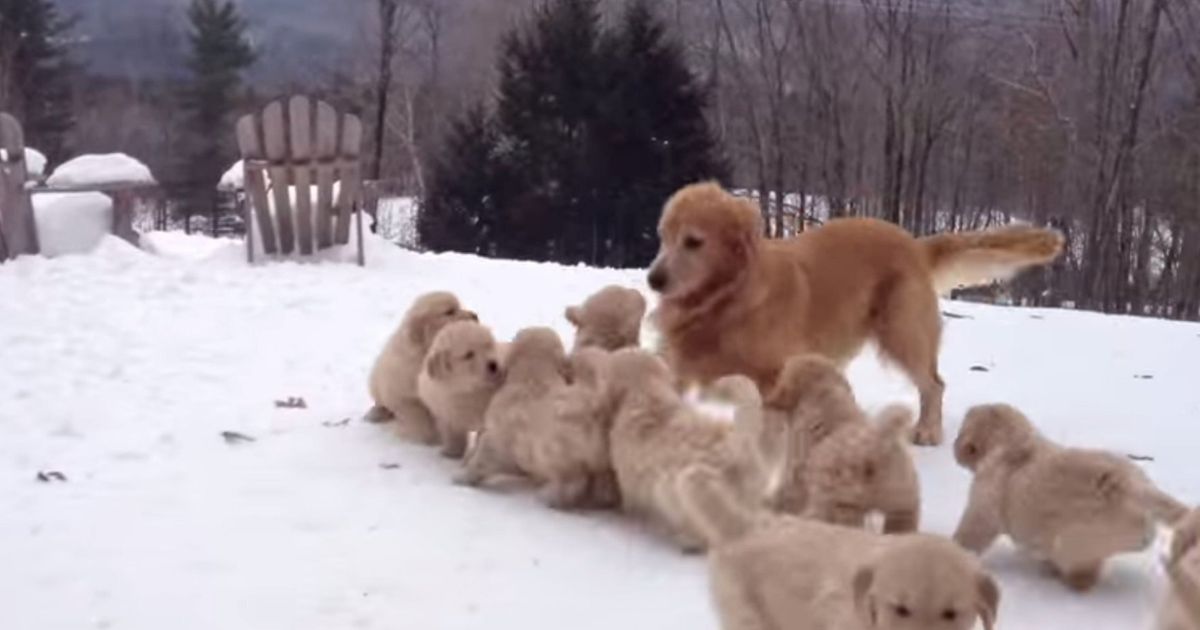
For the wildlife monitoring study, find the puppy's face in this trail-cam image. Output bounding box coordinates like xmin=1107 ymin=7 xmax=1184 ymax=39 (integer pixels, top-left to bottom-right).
xmin=407 ymin=292 xmax=478 ymax=348
xmin=425 ymin=321 xmax=502 ymax=392
xmin=954 ymin=404 xmax=1034 ymax=470
xmin=505 ymin=327 xmax=569 ymax=382
xmin=566 ymin=286 xmax=647 ymax=351
xmin=646 ymin=183 xmax=761 ymax=300
xmin=854 ymin=536 xmax=1000 ymax=630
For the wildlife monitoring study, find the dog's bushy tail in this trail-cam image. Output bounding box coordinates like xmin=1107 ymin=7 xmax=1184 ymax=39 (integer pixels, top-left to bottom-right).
xmin=920 ymin=225 xmax=1064 ymax=295
xmin=676 ymin=465 xmax=755 ymax=548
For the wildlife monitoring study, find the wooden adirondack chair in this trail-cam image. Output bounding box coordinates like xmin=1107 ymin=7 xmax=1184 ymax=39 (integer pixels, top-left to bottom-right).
xmin=0 ymin=113 xmax=39 ymax=260
xmin=236 ymin=96 xmax=365 ymax=265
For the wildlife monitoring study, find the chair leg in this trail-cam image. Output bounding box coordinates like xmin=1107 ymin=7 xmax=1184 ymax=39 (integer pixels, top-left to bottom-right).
xmin=355 ymin=201 xmax=365 ymax=267
xmin=243 ymin=193 xmax=255 ymax=264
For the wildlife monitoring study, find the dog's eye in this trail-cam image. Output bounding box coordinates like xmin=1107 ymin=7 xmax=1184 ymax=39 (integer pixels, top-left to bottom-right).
xmin=894 ymin=604 xmax=911 ymax=618
xmin=863 ymin=462 xmax=877 ymax=480
xmin=464 ymin=351 xmax=475 ymax=361
xmin=941 ymin=609 xmax=958 ymax=622
xmin=965 ymin=444 xmax=978 ymax=457
xmin=683 ymin=235 xmax=704 ymax=250
xmin=444 ymin=308 xmax=457 ymax=316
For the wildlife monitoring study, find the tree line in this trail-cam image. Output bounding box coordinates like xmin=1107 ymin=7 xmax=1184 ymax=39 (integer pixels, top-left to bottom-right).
xmin=5 ymin=0 xmax=1200 ymax=320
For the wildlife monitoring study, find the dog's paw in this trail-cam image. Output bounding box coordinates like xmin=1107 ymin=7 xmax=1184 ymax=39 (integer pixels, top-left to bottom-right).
xmin=910 ymin=423 xmax=943 ymax=446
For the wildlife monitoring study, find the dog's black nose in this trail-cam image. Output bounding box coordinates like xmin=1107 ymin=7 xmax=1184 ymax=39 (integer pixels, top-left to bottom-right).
xmin=647 ymin=268 xmax=668 ymax=292
xmin=487 ymin=360 xmax=499 ymax=374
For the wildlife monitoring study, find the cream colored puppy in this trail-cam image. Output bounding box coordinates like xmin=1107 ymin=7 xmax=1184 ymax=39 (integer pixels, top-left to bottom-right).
xmin=367 ymin=292 xmax=477 ymax=442
xmin=457 ymin=327 xmax=614 ymax=509
xmin=678 ymin=467 xmax=1000 ymax=630
xmin=417 ymin=321 xmax=503 ymax=459
xmin=1160 ymin=508 xmax=1200 ymax=630
xmin=604 ymin=348 xmax=774 ymax=552
xmin=952 ymin=403 xmax=1189 ymax=591
xmin=565 ymin=285 xmax=647 ymax=351
xmin=762 ymin=355 xmax=921 ymax=533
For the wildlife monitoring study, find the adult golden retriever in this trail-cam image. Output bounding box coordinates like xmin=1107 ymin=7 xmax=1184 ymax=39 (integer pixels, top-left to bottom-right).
xmin=647 ymin=182 xmax=1063 ymax=445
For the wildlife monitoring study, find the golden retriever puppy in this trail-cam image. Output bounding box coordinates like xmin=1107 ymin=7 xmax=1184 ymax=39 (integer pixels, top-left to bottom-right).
xmin=1160 ymin=508 xmax=1200 ymax=630
xmin=952 ymin=403 xmax=1189 ymax=591
xmin=417 ymin=321 xmax=503 ymax=459
xmin=761 ymin=355 xmax=920 ymax=533
xmin=457 ymin=327 xmax=614 ymax=509
xmin=603 ymin=348 xmax=775 ymax=551
xmin=565 ymin=285 xmax=647 ymax=351
xmin=366 ymin=292 xmax=477 ymax=442
xmin=648 ymin=181 xmax=1064 ymax=445
xmin=677 ymin=469 xmax=999 ymax=630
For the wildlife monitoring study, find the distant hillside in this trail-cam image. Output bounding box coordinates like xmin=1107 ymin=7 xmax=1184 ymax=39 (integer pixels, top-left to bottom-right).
xmin=57 ymin=0 xmax=365 ymax=82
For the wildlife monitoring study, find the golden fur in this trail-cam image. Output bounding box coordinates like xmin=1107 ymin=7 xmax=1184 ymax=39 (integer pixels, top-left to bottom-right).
xmin=416 ymin=320 xmax=503 ymax=459
xmin=457 ymin=327 xmax=615 ymax=509
xmin=759 ymin=355 xmax=920 ymax=533
xmin=566 ymin=285 xmax=647 ymax=351
xmin=952 ymin=403 xmax=1189 ymax=591
xmin=675 ymin=474 xmax=999 ymax=630
xmin=1161 ymin=508 xmax=1200 ymax=630
xmin=648 ymin=182 xmax=1063 ymax=445
xmin=602 ymin=348 xmax=776 ymax=551
xmin=366 ymin=292 xmax=477 ymax=442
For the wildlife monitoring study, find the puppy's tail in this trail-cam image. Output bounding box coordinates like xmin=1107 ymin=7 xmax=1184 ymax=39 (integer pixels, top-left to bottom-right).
xmin=920 ymin=225 xmax=1064 ymax=295
xmin=676 ymin=465 xmax=755 ymax=547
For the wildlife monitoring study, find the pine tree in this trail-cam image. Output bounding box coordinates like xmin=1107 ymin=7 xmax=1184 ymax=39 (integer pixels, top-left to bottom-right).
xmin=419 ymin=106 xmax=505 ymax=256
xmin=491 ymin=0 xmax=607 ymax=263
xmin=179 ymin=0 xmax=255 ymax=234
xmin=0 ymin=0 xmax=76 ymax=160
xmin=420 ymin=0 xmax=724 ymax=266
xmin=595 ymin=0 xmax=728 ymax=266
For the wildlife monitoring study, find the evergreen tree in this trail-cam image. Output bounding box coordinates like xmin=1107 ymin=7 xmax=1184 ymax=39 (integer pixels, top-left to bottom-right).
xmin=420 ymin=0 xmax=725 ymax=266
xmin=491 ymin=0 xmax=607 ymax=263
xmin=595 ymin=0 xmax=728 ymax=266
xmin=420 ymin=105 xmax=504 ymax=256
xmin=179 ymin=0 xmax=254 ymax=234
xmin=0 ymin=0 xmax=76 ymax=160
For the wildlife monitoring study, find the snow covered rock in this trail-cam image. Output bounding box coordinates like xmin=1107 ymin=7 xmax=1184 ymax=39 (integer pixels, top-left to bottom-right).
xmin=47 ymin=153 xmax=156 ymax=188
xmin=31 ymin=192 xmax=114 ymax=257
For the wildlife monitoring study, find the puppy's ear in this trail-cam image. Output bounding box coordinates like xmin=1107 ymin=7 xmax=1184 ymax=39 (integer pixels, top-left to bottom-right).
xmin=851 ymin=566 xmax=878 ymax=627
xmin=425 ymin=350 xmax=453 ymax=380
xmin=565 ymin=306 xmax=583 ymax=328
xmin=975 ymin=573 xmax=1000 ymax=630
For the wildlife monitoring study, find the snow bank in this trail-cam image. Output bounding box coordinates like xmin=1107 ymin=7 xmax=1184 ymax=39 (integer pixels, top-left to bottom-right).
xmin=31 ymin=192 xmax=113 ymax=257
xmin=0 ymin=233 xmax=1196 ymax=630
xmin=217 ymin=160 xmax=245 ymax=191
xmin=47 ymin=153 xmax=156 ymax=187
xmin=0 ymin=147 xmax=47 ymax=177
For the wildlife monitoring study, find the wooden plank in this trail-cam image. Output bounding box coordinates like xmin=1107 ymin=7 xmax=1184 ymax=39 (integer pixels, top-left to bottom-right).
xmin=0 ymin=113 xmax=24 ymax=159
xmin=314 ymin=101 xmax=338 ymax=248
xmin=289 ymin=96 xmax=315 ymax=255
xmin=262 ymin=100 xmax=295 ymax=255
xmin=334 ymin=113 xmax=364 ymax=244
xmin=236 ymin=114 xmax=277 ymax=255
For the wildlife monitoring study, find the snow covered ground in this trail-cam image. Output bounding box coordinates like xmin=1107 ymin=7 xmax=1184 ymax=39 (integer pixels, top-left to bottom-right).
xmin=1 ymin=232 xmax=1197 ymax=630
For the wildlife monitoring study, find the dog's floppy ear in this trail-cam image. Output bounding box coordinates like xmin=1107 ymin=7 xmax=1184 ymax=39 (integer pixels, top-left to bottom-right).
xmin=851 ymin=565 xmax=878 ymax=627
xmin=425 ymin=349 xmax=453 ymax=380
xmin=565 ymin=306 xmax=583 ymax=328
xmin=975 ymin=573 xmax=1000 ymax=630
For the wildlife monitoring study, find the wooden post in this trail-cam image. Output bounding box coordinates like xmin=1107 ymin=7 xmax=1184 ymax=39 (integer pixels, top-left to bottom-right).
xmin=0 ymin=113 xmax=39 ymax=259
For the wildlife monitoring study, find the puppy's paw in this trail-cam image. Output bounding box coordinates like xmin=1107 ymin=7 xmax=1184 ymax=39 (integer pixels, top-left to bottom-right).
xmin=363 ymin=405 xmax=394 ymax=423
xmin=911 ymin=422 xmax=943 ymax=446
